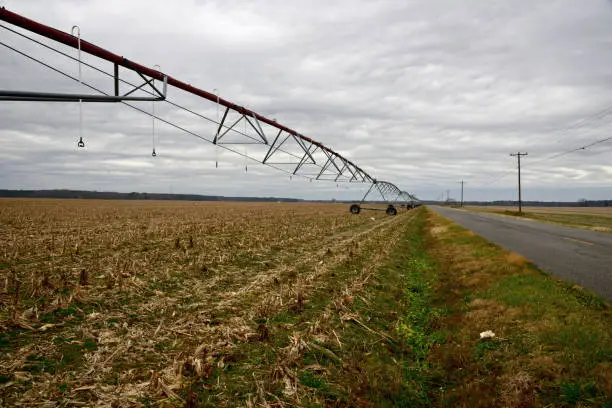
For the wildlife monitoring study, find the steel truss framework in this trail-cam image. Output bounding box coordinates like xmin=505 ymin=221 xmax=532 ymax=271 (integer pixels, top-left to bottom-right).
xmin=347 ymin=181 xmax=419 ymax=216
xmin=0 ymin=7 xmax=418 ymax=198
xmin=359 ymin=181 xmax=418 ymax=207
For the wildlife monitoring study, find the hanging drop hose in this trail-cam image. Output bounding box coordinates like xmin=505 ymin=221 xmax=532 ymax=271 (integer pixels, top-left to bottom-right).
xmin=244 ymin=109 xmax=248 ymax=172
xmin=72 ymin=25 xmax=84 ymax=148
xmin=213 ymin=89 xmax=219 ymax=168
xmin=151 ymin=97 xmax=157 ymax=156
xmin=152 ymin=64 xmax=160 ymax=157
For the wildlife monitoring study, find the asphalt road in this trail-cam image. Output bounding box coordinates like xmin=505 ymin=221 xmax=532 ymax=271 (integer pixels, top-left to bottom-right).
xmin=430 ymin=206 xmax=612 ymax=300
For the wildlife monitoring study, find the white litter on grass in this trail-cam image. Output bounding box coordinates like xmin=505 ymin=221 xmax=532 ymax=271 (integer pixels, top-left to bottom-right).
xmin=370 ymin=217 xmax=375 ymax=221
xmin=480 ymin=330 xmax=496 ymax=339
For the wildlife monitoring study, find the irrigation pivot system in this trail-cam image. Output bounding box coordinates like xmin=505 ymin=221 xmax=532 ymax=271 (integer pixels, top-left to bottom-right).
xmin=349 ymin=181 xmax=419 ymax=216
xmin=0 ymin=7 xmax=418 ymax=214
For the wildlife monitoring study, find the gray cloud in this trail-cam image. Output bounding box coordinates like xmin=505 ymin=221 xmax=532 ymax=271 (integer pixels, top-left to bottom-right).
xmin=1 ymin=0 xmax=612 ymax=201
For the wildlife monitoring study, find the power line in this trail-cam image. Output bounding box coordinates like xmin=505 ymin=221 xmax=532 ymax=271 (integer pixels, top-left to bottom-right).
xmin=550 ymin=105 xmax=612 ymax=136
xmin=525 ymin=135 xmax=612 ymax=168
xmin=480 ymin=169 xmax=515 ymax=187
xmin=475 ymin=96 xmax=612 ymax=187
xmin=480 ymin=134 xmax=612 ymax=187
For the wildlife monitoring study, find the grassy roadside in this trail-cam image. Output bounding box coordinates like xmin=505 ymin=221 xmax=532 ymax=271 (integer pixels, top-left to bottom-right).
xmin=464 ymin=207 xmax=612 ymax=233
xmin=424 ymin=208 xmax=612 ymax=407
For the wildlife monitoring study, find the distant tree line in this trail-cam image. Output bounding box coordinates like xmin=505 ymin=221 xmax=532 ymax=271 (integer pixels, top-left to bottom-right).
xmin=0 ymin=189 xmax=303 ymax=202
xmin=424 ymin=200 xmax=612 ymax=207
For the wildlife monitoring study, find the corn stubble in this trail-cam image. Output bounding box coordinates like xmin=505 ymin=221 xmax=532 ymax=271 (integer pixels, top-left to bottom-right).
xmin=0 ymin=199 xmax=411 ymax=406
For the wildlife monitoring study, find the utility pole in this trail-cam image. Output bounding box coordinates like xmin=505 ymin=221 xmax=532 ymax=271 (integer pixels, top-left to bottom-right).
xmin=459 ymin=180 xmax=465 ymax=207
xmin=510 ymin=152 xmax=528 ymax=214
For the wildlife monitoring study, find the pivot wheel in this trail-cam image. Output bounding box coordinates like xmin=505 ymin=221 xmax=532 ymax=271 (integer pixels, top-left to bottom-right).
xmin=349 ymin=204 xmax=361 ymax=214
xmin=386 ymin=205 xmax=397 ymax=216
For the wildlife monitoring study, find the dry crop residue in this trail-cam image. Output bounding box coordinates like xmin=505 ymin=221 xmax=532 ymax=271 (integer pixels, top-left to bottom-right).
xmin=0 ymin=198 xmax=411 ymax=406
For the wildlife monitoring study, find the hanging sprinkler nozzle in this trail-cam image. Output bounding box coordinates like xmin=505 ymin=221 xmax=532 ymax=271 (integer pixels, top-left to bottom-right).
xmin=152 ymin=64 xmax=161 ymax=158
xmin=72 ymin=25 xmax=84 ymax=150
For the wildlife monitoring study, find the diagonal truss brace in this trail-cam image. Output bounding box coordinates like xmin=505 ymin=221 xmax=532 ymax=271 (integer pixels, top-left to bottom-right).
xmin=359 ymin=180 xmax=406 ymax=204
xmin=0 ymin=62 xmax=167 ymax=102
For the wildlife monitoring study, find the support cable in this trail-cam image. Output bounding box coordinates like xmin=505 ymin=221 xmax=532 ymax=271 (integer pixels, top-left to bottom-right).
xmin=0 ymin=9 xmax=373 ymax=182
xmin=0 ymin=25 xmax=311 ymax=165
xmin=0 ymin=39 xmax=338 ymax=177
xmin=0 ymin=39 xmax=365 ymax=183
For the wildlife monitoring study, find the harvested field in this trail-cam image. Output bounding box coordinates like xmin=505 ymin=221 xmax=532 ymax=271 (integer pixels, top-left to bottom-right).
xmin=0 ymin=198 xmax=416 ymax=406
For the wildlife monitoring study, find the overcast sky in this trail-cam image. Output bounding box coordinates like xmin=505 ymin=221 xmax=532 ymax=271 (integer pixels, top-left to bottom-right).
xmin=1 ymin=0 xmax=612 ymax=201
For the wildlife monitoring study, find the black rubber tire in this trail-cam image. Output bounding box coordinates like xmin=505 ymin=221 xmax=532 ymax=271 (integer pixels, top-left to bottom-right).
xmin=349 ymin=204 xmax=361 ymax=214
xmin=386 ymin=205 xmax=397 ymax=216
